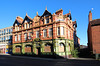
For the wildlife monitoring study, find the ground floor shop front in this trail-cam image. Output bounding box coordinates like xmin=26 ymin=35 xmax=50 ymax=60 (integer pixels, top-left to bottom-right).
xmin=13 ymin=39 xmax=74 ymax=58
xmin=0 ymin=44 xmax=12 ymax=54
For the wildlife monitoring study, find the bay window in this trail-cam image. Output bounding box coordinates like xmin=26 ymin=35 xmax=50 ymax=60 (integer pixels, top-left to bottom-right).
xmin=58 ymin=27 xmax=64 ymax=35
xmin=61 ymin=27 xmax=64 ymax=35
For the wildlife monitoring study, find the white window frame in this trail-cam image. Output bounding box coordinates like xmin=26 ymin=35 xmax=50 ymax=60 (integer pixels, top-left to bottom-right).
xmin=18 ymin=34 xmax=21 ymax=41
xmin=18 ymin=27 xmax=19 ymax=31
xmin=15 ymin=35 xmax=17 ymax=41
xmin=61 ymin=27 xmax=64 ymax=35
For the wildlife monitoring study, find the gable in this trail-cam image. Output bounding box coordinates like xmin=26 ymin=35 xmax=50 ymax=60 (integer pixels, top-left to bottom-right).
xmin=41 ymin=10 xmax=52 ymax=18
xmin=13 ymin=20 xmax=21 ymax=26
xmin=22 ymin=16 xmax=33 ymax=24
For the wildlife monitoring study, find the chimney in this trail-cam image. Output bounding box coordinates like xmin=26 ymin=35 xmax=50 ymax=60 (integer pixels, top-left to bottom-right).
xmin=88 ymin=11 xmax=92 ymax=22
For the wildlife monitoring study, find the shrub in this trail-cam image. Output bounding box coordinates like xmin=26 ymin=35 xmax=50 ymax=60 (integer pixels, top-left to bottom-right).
xmin=71 ymin=48 xmax=79 ymax=58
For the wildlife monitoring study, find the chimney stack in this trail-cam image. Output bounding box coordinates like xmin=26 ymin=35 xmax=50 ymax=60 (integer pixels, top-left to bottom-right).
xmin=88 ymin=11 xmax=92 ymax=22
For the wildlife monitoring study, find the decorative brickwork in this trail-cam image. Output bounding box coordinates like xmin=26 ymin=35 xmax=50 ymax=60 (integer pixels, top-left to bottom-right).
xmin=12 ymin=8 xmax=77 ymax=58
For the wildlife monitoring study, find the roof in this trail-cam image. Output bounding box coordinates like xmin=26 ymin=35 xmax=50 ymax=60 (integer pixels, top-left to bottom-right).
xmin=41 ymin=10 xmax=52 ymax=18
xmin=73 ymin=21 xmax=77 ymax=27
xmin=22 ymin=14 xmax=33 ymax=24
xmin=55 ymin=8 xmax=63 ymax=14
xmin=13 ymin=16 xmax=23 ymax=26
xmin=90 ymin=19 xmax=100 ymax=26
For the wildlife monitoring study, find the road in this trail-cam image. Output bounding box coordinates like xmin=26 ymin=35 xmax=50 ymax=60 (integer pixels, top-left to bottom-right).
xmin=0 ymin=55 xmax=100 ymax=66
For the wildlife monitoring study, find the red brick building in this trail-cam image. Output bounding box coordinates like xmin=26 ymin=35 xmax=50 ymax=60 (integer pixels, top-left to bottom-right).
xmin=12 ymin=8 xmax=77 ymax=58
xmin=88 ymin=11 xmax=100 ymax=59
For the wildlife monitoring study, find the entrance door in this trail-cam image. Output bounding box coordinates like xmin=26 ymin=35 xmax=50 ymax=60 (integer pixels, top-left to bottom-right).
xmin=36 ymin=47 xmax=40 ymax=55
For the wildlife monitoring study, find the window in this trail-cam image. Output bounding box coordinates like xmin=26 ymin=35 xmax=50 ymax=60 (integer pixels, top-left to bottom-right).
xmin=25 ymin=23 xmax=27 ymax=29
xmin=4 ymin=29 xmax=5 ymax=35
xmin=45 ymin=18 xmax=49 ymax=24
xmin=0 ymin=37 xmax=1 ymax=41
xmin=9 ymin=29 xmax=10 ymax=34
xmin=36 ymin=31 xmax=39 ymax=38
xmin=0 ymin=30 xmax=1 ymax=34
xmin=68 ymin=30 xmax=70 ymax=39
xmin=30 ymin=23 xmax=32 ymax=28
xmin=49 ymin=28 xmax=52 ymax=37
xmin=59 ymin=43 xmax=64 ymax=47
xmin=11 ymin=28 xmax=12 ymax=32
xmin=9 ymin=36 xmax=11 ymax=39
xmin=7 ymin=29 xmax=8 ymax=33
xmin=20 ymin=26 xmax=21 ymax=29
xmin=4 ymin=36 xmax=5 ymax=41
xmin=6 ymin=36 xmax=7 ymax=40
xmin=18 ymin=34 xmax=21 ymax=41
xmin=61 ymin=27 xmax=64 ymax=35
xmin=58 ymin=27 xmax=64 ymax=35
xmin=43 ymin=29 xmax=47 ymax=37
xmin=18 ymin=27 xmax=19 ymax=31
xmin=28 ymin=23 xmax=30 ymax=28
xmin=28 ymin=32 xmax=31 ymax=39
xmin=58 ymin=27 xmax=60 ymax=35
xmin=24 ymin=33 xmax=27 ymax=40
xmin=15 ymin=35 xmax=17 ymax=41
xmin=2 ymin=37 xmax=3 ymax=41
xmin=2 ymin=30 xmax=3 ymax=35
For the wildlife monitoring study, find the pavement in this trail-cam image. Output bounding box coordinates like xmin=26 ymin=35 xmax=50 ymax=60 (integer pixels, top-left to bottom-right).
xmin=0 ymin=54 xmax=100 ymax=66
xmin=0 ymin=53 xmax=96 ymax=61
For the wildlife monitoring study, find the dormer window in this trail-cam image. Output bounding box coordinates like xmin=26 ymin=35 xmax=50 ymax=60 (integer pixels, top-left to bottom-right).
xmin=45 ymin=18 xmax=49 ymax=24
xmin=28 ymin=23 xmax=29 ymax=28
xmin=15 ymin=26 xmax=17 ymax=31
xmin=25 ymin=23 xmax=27 ymax=29
xmin=18 ymin=27 xmax=19 ymax=31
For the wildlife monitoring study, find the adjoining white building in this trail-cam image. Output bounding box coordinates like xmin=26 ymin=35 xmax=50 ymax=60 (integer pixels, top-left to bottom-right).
xmin=0 ymin=26 xmax=12 ymax=54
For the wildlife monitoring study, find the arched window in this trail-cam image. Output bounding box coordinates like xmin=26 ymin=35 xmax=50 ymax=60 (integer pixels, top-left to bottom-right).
xmin=44 ymin=43 xmax=52 ymax=52
xmin=59 ymin=43 xmax=65 ymax=52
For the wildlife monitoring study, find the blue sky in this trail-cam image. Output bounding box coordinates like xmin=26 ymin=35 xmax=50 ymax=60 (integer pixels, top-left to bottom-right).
xmin=0 ymin=0 xmax=100 ymax=46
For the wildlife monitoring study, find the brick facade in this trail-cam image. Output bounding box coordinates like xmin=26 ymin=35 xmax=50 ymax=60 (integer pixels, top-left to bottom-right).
xmin=12 ymin=8 xmax=77 ymax=58
xmin=88 ymin=11 xmax=100 ymax=55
